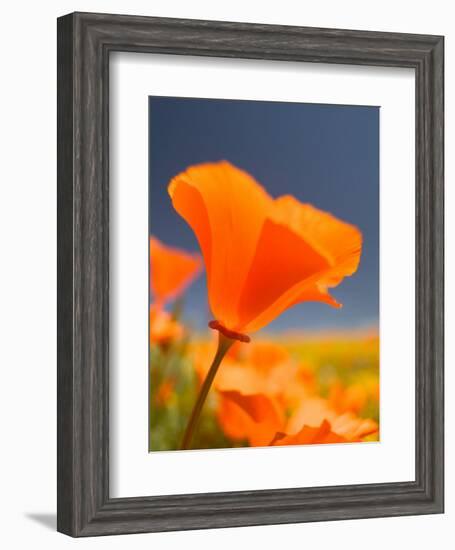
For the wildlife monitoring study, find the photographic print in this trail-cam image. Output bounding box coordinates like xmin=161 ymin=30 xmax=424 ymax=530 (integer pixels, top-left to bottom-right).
xmin=149 ymin=97 xmax=380 ymax=452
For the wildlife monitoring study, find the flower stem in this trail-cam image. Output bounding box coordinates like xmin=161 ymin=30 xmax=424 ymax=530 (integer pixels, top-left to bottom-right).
xmin=180 ymin=332 xmax=234 ymax=450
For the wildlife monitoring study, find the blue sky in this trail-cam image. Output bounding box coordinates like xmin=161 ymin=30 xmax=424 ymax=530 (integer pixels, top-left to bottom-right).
xmin=149 ymin=96 xmax=379 ymax=334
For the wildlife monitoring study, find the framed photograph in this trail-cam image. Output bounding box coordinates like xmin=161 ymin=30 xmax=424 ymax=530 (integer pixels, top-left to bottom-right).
xmin=57 ymin=12 xmax=444 ymax=536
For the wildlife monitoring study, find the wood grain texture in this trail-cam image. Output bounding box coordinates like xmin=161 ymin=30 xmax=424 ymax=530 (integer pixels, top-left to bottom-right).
xmin=57 ymin=12 xmax=444 ymax=537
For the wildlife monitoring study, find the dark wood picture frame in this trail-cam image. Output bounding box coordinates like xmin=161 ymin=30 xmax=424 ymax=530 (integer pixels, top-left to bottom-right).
xmin=57 ymin=12 xmax=444 ymax=537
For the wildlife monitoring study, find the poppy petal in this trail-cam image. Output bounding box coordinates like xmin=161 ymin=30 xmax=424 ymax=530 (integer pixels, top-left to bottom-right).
xmin=218 ymin=391 xmax=284 ymax=447
xmin=169 ymin=161 xmax=273 ymax=328
xmin=285 ymin=397 xmax=331 ymax=434
xmin=149 ymin=236 xmax=202 ymax=304
xmin=239 ymin=198 xmax=362 ymax=332
xmin=286 ymin=397 xmax=378 ymax=442
xmin=238 ymin=223 xmax=334 ymax=332
xmin=271 ymin=420 xmax=348 ymax=446
xmin=331 ymin=413 xmax=378 ymax=440
xmin=274 ymin=196 xmax=362 ymax=269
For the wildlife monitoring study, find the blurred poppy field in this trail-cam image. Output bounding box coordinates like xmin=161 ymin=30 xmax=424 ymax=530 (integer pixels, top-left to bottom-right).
xmin=148 ymin=97 xmax=379 ymax=452
xmin=149 ymin=301 xmax=379 ymax=451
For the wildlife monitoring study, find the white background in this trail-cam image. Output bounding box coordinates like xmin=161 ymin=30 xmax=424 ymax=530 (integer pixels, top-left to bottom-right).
xmin=0 ymin=1 xmax=451 ymax=549
xmin=111 ymin=53 xmax=415 ymax=497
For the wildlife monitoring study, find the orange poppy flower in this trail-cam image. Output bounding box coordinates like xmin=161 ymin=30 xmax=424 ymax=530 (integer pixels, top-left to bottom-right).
xmin=218 ymin=391 xmax=378 ymax=447
xmin=169 ymin=161 xmax=362 ymax=340
xmin=150 ymin=235 xmax=202 ymax=305
xmin=286 ymin=396 xmax=378 ymax=441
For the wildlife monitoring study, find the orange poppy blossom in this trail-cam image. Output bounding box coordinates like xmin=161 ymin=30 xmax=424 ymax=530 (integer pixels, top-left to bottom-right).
xmin=169 ymin=161 xmax=362 ymax=449
xmin=285 ymin=395 xmax=378 ymax=442
xmin=149 ymin=236 xmax=202 ymax=347
xmin=169 ymin=161 xmax=362 ymax=340
xmin=218 ymin=391 xmax=378 ymax=447
xmin=150 ymin=235 xmax=202 ymax=306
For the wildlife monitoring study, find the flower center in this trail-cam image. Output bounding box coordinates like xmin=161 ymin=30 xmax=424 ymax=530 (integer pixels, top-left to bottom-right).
xmin=208 ymin=320 xmax=251 ymax=343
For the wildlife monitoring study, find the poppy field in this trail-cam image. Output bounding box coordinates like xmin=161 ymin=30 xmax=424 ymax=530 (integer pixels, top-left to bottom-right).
xmin=149 ymin=318 xmax=380 ymax=452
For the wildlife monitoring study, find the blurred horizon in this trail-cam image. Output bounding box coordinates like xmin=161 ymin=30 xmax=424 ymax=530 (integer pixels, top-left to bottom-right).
xmin=149 ymin=96 xmax=379 ymax=335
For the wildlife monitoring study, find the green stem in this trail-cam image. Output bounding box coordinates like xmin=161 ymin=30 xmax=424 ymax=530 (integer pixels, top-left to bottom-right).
xmin=180 ymin=332 xmax=234 ymax=450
